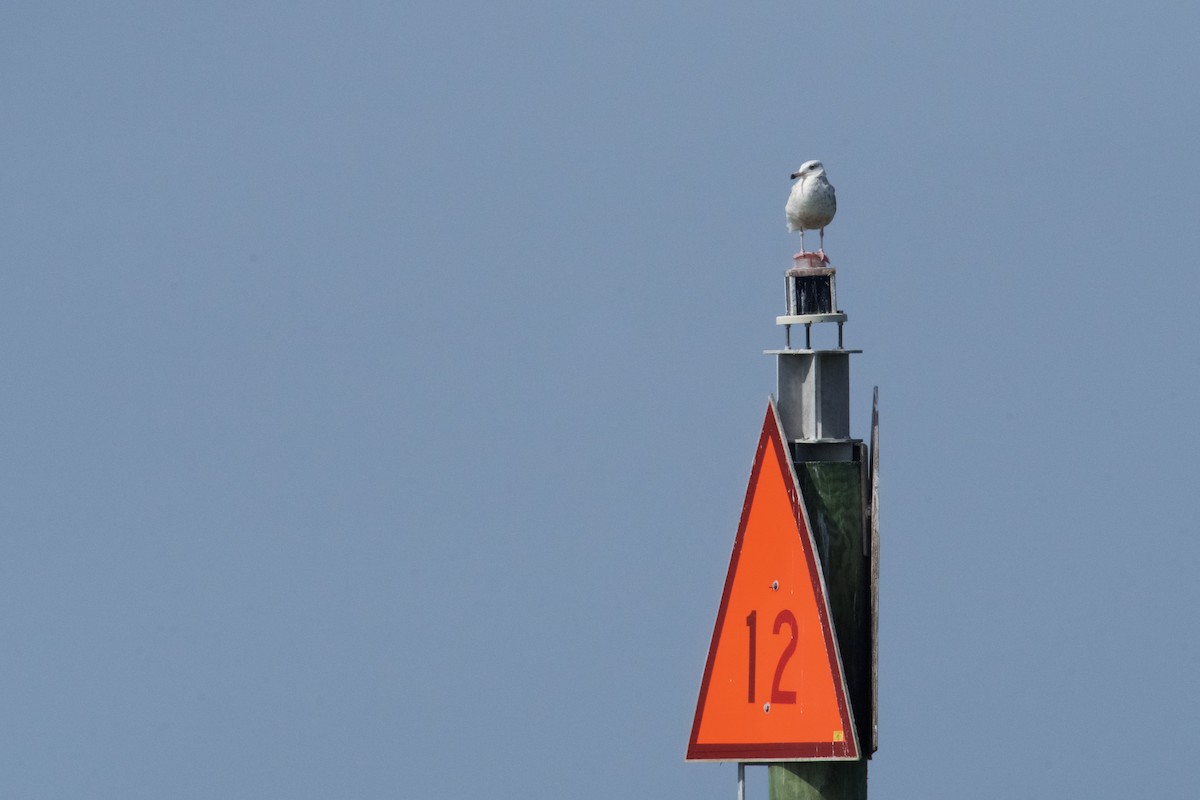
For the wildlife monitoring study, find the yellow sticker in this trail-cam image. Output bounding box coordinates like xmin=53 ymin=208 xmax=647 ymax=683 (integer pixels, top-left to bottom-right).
xmin=833 ymin=731 xmax=844 ymax=742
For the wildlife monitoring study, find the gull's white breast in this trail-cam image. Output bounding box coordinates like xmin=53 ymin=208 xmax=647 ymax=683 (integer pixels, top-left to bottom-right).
xmin=786 ymin=175 xmax=837 ymax=232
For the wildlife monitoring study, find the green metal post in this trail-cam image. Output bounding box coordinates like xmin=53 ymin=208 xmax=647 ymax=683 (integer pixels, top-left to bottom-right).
xmin=767 ymin=462 xmax=870 ymax=800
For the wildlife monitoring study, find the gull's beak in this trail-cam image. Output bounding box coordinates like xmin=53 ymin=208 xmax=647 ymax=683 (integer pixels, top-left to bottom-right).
xmin=790 ymin=171 xmax=800 ymax=179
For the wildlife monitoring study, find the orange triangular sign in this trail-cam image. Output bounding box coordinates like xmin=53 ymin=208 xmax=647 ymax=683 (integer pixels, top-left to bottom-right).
xmin=687 ymin=399 xmax=858 ymax=761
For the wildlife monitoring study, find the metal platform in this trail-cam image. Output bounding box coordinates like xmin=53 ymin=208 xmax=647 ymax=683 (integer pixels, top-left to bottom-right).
xmin=776 ymin=313 xmax=847 ymax=326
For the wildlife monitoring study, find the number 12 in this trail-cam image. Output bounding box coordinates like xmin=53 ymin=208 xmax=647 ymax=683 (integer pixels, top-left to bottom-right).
xmin=745 ymin=609 xmax=799 ymax=704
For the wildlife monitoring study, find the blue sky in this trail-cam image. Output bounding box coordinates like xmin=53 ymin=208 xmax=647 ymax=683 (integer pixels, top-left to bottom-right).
xmin=3 ymin=2 xmax=1198 ymax=797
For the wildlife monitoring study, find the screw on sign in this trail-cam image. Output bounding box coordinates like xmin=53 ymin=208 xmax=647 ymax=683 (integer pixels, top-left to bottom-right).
xmin=686 ymin=400 xmax=857 ymax=762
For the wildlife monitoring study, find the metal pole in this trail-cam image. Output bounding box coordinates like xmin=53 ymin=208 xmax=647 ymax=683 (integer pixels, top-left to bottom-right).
xmin=769 ymin=268 xmax=872 ymax=800
xmin=738 ymin=763 xmax=746 ymax=800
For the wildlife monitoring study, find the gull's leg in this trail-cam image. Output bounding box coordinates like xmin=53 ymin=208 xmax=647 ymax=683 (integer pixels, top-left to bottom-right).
xmin=799 ymin=229 xmax=807 ymax=254
xmin=817 ymin=227 xmax=826 ymax=260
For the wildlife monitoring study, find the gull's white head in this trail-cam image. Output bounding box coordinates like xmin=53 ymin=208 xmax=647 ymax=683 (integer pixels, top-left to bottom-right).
xmin=790 ymin=160 xmax=825 ymax=180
